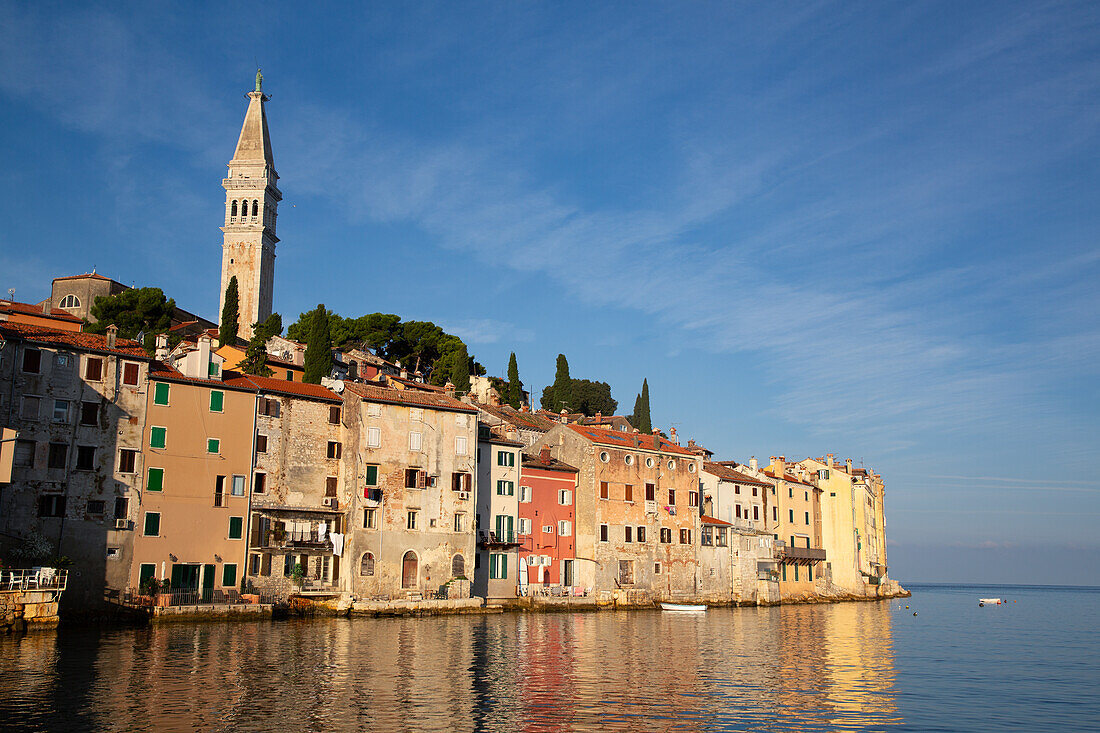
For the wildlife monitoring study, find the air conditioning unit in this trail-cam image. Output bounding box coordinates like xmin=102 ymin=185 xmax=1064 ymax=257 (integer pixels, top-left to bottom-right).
xmin=458 ymin=491 xmax=470 ymax=500
xmin=322 ymin=497 xmax=338 ymax=509
xmin=114 ymin=519 xmax=130 ymax=530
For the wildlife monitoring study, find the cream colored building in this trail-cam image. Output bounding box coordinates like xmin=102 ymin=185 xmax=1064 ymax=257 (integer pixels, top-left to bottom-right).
xmin=473 ymin=427 xmax=523 ymax=600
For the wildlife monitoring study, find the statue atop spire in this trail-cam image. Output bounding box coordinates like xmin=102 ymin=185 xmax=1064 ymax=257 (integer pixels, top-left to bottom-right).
xmin=254 ymin=68 xmax=263 ymax=93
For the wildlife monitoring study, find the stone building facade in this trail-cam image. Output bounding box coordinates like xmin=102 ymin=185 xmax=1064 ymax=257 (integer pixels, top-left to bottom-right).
xmin=0 ymin=322 xmax=152 ymax=609
xmin=473 ymin=428 xmax=523 ymax=600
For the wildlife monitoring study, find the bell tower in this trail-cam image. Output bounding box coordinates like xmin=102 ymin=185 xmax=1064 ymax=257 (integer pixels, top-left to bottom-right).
xmin=220 ymin=70 xmax=279 ymax=341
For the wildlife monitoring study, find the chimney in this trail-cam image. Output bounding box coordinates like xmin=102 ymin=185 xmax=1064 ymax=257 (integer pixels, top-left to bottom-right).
xmin=846 ymin=458 xmax=853 ymax=473
xmin=42 ymin=300 xmax=51 ymax=315
xmin=413 ymin=370 xmax=423 ymax=383
xmin=771 ymin=456 xmax=786 ymax=476
xmin=560 ymin=408 xmax=568 ymax=424
xmin=400 ymin=367 xmax=409 ymax=380
xmin=826 ymin=453 xmax=835 ymax=468
xmin=154 ymin=333 xmax=169 ymax=361
xmin=669 ymin=427 xmax=678 ymax=445
xmin=595 ymin=411 xmax=602 ymax=422
xmin=632 ymin=432 xmax=640 ymax=448
xmin=540 ymin=446 xmax=551 ymax=463
xmin=105 ymin=324 xmax=118 ymax=349
xmin=489 ymin=389 xmax=501 ymax=407
xmin=196 ymin=332 xmax=213 ymax=380
xmin=444 ymin=380 xmax=455 ymax=397
xmin=749 ymin=456 xmax=758 ymax=471
xmin=688 ymin=439 xmax=696 ymax=449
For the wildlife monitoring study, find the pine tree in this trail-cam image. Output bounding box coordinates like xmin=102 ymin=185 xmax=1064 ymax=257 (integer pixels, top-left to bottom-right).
xmin=219 ymin=276 xmax=239 ymax=347
xmin=636 ymin=378 xmax=652 ymax=433
xmin=240 ymin=313 xmax=282 ymax=376
xmin=506 ymin=352 xmax=522 ymax=408
xmin=303 ymin=304 xmax=333 ymax=384
xmin=450 ymin=344 xmax=471 ymax=394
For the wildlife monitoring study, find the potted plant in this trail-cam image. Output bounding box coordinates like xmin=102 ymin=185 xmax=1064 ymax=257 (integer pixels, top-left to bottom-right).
xmin=240 ymin=578 xmax=260 ymax=604
xmin=139 ymin=576 xmax=159 ymax=606
xmin=290 ymin=563 xmax=304 ymax=592
xmin=155 ymin=578 xmax=173 ymax=607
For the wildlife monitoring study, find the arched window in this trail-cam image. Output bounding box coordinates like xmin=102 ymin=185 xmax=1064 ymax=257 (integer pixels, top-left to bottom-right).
xmin=231 ymin=200 xmax=238 ymax=217
xmin=401 ymin=550 xmax=418 ymax=588
xmin=58 ymin=295 xmax=80 ymax=309
xmin=451 ymin=554 xmax=465 ymax=578
xmin=359 ymin=552 xmax=375 ymax=577
xmin=252 ymin=200 xmax=259 ymax=217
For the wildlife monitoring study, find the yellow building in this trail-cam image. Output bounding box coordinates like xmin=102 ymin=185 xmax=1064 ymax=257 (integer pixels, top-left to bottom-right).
xmin=763 ymin=457 xmax=824 ymax=598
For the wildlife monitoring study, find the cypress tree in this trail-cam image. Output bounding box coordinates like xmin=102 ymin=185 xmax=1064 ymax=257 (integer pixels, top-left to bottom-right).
xmin=548 ymin=353 xmax=572 ymax=411
xmin=241 ymin=313 xmax=282 ymax=377
xmin=506 ymin=352 xmax=522 ymax=408
xmin=637 ymin=378 xmax=652 ymax=433
xmin=630 ymin=392 xmax=644 ymax=428
xmin=303 ymin=304 xmax=333 ymax=384
xmin=219 ymin=276 xmax=239 ymax=347
xmin=450 ymin=344 xmax=471 ymax=394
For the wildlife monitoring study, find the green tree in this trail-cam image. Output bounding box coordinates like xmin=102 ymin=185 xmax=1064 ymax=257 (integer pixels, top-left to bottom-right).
xmin=85 ymin=287 xmax=176 ymax=353
xmin=541 ymin=354 xmax=573 ymax=411
xmin=570 ymin=379 xmax=617 ymax=417
xmin=240 ymin=313 xmax=283 ymax=376
xmin=505 ymin=352 xmax=522 ymax=408
xmin=302 ymin=304 xmax=333 ymax=384
xmin=219 ymin=276 xmax=239 ymax=347
xmin=634 ymin=378 xmax=652 ymax=433
xmin=449 ymin=343 xmax=471 ymax=394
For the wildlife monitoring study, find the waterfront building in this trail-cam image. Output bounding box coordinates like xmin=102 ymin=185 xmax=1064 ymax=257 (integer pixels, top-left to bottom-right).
xmin=532 ymin=425 xmax=702 ymax=602
xmin=0 ymin=322 xmax=152 ymax=609
xmin=518 ymin=448 xmax=578 ymax=592
xmin=245 ymin=376 xmax=346 ymax=597
xmin=340 ymin=382 xmax=477 ymax=599
xmin=220 ymin=73 xmax=280 ymax=341
xmin=473 ymin=425 xmax=524 ymax=600
xmin=762 ymin=457 xmax=826 ymax=598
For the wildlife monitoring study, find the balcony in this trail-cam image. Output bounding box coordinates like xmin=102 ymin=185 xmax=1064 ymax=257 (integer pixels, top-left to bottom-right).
xmin=478 ymin=529 xmax=521 ymax=549
xmin=779 ymin=545 xmax=826 ymax=564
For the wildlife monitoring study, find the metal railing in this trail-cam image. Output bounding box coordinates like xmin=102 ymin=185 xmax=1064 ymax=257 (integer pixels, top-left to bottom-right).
xmin=2 ymin=568 xmax=68 ymax=592
xmin=119 ymin=587 xmax=279 ymax=607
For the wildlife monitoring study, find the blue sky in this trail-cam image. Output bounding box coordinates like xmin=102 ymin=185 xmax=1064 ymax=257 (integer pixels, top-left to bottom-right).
xmin=2 ymin=1 xmax=1098 ymax=584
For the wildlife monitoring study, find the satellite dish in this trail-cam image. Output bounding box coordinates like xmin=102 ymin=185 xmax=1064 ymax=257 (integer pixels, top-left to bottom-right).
xmin=331 ymin=380 xmax=344 ymax=394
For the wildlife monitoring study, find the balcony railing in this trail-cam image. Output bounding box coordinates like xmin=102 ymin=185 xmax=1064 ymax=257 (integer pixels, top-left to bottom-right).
xmin=780 ymin=545 xmax=826 ymax=563
xmin=2 ymin=568 xmax=67 ymax=593
xmin=259 ymin=529 xmax=334 ymax=551
xmin=478 ymin=529 xmax=520 ymax=548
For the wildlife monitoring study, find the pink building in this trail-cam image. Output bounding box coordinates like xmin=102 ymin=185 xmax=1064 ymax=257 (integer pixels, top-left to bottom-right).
xmin=519 ymin=448 xmax=578 ymax=589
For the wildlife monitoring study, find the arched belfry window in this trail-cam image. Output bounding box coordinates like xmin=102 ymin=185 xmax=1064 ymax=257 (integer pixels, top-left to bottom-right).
xmin=58 ymin=295 xmax=80 ymax=309
xmin=252 ymin=200 xmax=259 ymax=217
xmin=230 ymin=200 xmax=237 ymax=218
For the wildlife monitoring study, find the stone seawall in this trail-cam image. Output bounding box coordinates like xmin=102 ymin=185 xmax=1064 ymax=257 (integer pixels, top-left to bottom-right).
xmin=1 ymin=590 xmax=61 ymax=633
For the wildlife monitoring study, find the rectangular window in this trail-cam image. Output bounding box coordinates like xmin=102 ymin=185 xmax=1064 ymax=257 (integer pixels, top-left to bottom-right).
xmin=455 ymin=513 xmax=466 ymax=532
xmin=625 ymin=526 xmax=633 ymax=543
xmin=689 ymin=491 xmax=699 ymax=508
xmin=209 ymin=390 xmax=224 ymax=412
xmin=55 ymin=353 xmax=72 ymax=370
xmin=624 ymin=483 xmax=633 ymax=502
xmin=600 ymin=524 xmax=609 ymax=542
xmin=407 ymin=510 xmax=417 ymax=530
xmin=208 ymin=361 xmax=219 ymax=378
xmin=753 ymin=506 xmax=760 ymax=520
xmin=716 ymin=527 xmax=728 ymax=547
xmin=618 ymin=560 xmax=634 ymax=585
xmin=558 ymin=520 xmax=572 ymax=537
xmin=519 ymin=517 xmax=532 ymax=535
xmin=805 ymin=511 xmax=810 ymax=525
xmin=254 ymin=473 xmax=267 ymax=494
xmin=114 ymin=497 xmax=128 ymax=519
xmin=325 ymin=476 xmax=337 ymax=497
xmin=519 ymin=485 xmax=531 ymax=503
xmin=214 ymin=476 xmax=225 ymax=506
xmin=143 ymin=512 xmax=160 ymax=536
xmin=327 ymin=441 xmax=342 ymax=459
xmin=366 ymin=403 xmax=381 ymax=417
xmin=735 ymin=484 xmax=741 ymax=494
xmin=660 ymin=527 xmax=672 ymax=543
xmin=782 ymin=564 xmax=787 ymax=582
xmin=153 ymin=382 xmax=170 ymax=405
xmin=408 ymin=432 xmax=422 ymax=451
xmin=256 ymin=434 xmax=267 ymax=453
xmin=207 ymin=438 xmax=220 ymax=454
xmin=122 ymin=362 xmax=140 ymax=386
xmin=365 ymin=465 xmax=379 ymax=486
xmin=543 ymin=524 xmax=554 ymax=534
xmin=455 ymin=436 xmax=468 ymax=455
xmin=147 ymin=467 xmax=164 ymax=491
xmin=52 ymin=399 xmax=69 ymax=423
xmin=222 ymin=564 xmax=237 ymax=588
xmin=47 ymin=443 xmax=67 ymax=469
xmin=80 ymin=401 xmax=98 ymax=425
xmin=366 ymin=427 xmax=381 ymax=448
xmin=38 ymin=495 xmax=66 ymax=517
xmin=409 ymin=407 xmax=423 ymax=422
xmin=752 ymin=486 xmax=758 ymax=497
xmin=489 ymin=553 xmax=508 ymax=579
xmin=668 ymin=489 xmax=676 ymax=505
xmin=14 ymin=439 xmax=35 ymax=467
xmin=329 ymin=405 xmax=341 ymax=424
xmin=228 ymin=516 xmax=243 ymax=539
xmin=773 ymin=507 xmax=778 ymax=521
xmin=600 ymin=482 xmax=609 ymax=500
xmin=789 ymin=509 xmax=795 ymax=523
xmin=497 ymin=450 xmax=515 ymax=467
xmin=496 ymin=480 xmax=514 ymax=496
xmin=20 ymin=395 xmax=40 ymax=420
xmin=363 ymin=508 xmax=376 ymax=529
xmin=405 ymin=468 xmax=426 ymax=489
xmin=794 ymin=564 xmax=799 ymax=582
xmin=75 ymin=446 xmax=95 ymax=470
xmin=701 ymin=526 xmax=713 ymax=546
xmin=231 ymin=475 xmax=246 ymax=496
xmin=645 ymin=483 xmax=655 ymax=501
xmin=736 ymin=505 xmax=743 ymax=519
xmin=286 ymin=371 xmax=294 ymax=381
xmin=150 ymin=426 xmax=166 ymax=449
xmin=558 ymin=489 xmax=572 ymax=505
xmin=84 ymin=357 xmax=104 ymax=381
xmin=138 ymin=563 xmax=156 ymax=588
xmin=680 ymin=528 xmax=691 ymax=544
xmin=654 ymin=562 xmax=662 ymax=575
xmin=637 ymin=526 xmax=646 ymax=542
xmin=22 ymin=347 xmax=41 ymax=374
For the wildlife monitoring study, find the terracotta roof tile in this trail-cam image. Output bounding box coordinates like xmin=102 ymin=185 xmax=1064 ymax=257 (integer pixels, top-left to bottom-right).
xmin=52 ymin=272 xmax=117 ymax=282
xmin=703 ymin=462 xmax=771 ymax=486
xmin=0 ymin=300 xmax=83 ymax=323
xmin=565 ymin=424 xmax=695 ymax=456
xmin=521 ymin=455 xmax=579 ymax=473
xmin=0 ymin=321 xmax=149 ymax=358
xmin=701 ymin=515 xmax=733 ymax=526
xmin=345 ymin=381 xmax=477 ymax=413
xmin=476 ymin=402 xmax=558 ymax=432
xmin=230 ymin=374 xmax=340 ymax=402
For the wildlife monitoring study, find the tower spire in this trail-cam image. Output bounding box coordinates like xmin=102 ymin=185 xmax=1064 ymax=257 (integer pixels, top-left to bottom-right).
xmin=219 ymin=77 xmax=281 ymax=341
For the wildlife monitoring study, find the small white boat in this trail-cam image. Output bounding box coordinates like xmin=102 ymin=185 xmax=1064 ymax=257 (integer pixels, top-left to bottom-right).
xmin=660 ymin=602 xmax=707 ymax=612
xmin=979 ymin=598 xmax=1004 ymax=606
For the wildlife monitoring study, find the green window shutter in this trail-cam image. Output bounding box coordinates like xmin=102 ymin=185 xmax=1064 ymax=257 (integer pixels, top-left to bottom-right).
xmin=496 ymin=480 xmax=503 ymax=495
xmin=150 ymin=427 xmax=166 ymax=449
xmin=364 ymin=465 xmax=378 ymax=486
xmin=222 ymin=564 xmax=237 ymax=588
xmin=781 ymin=564 xmax=787 ymax=582
xmin=144 ymin=513 xmax=160 ymax=536
xmin=147 ymin=467 xmax=164 ymax=492
xmin=209 ymin=390 xmax=224 ymax=412
xmin=207 ymin=438 xmax=220 ymax=454
xmin=794 ymin=565 xmax=799 ymax=582
xmin=501 ymin=555 xmax=508 ymax=579
xmin=507 ymin=481 xmax=514 ymax=496
xmin=229 ymin=516 xmax=243 ymax=539
xmin=808 ymin=564 xmax=814 ymax=582
xmin=153 ymin=382 xmax=170 ymax=405
xmin=286 ymin=371 xmax=293 ymax=381
xmin=208 ymin=361 xmax=219 ymax=377
xmin=139 ymin=563 xmax=156 ymax=587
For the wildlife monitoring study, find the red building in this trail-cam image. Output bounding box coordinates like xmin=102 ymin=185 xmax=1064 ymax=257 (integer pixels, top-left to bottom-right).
xmin=519 ymin=448 xmax=579 ymax=589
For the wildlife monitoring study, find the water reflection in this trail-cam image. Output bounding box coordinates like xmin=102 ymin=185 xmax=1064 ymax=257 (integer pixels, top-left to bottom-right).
xmin=0 ymin=603 xmax=899 ymax=732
